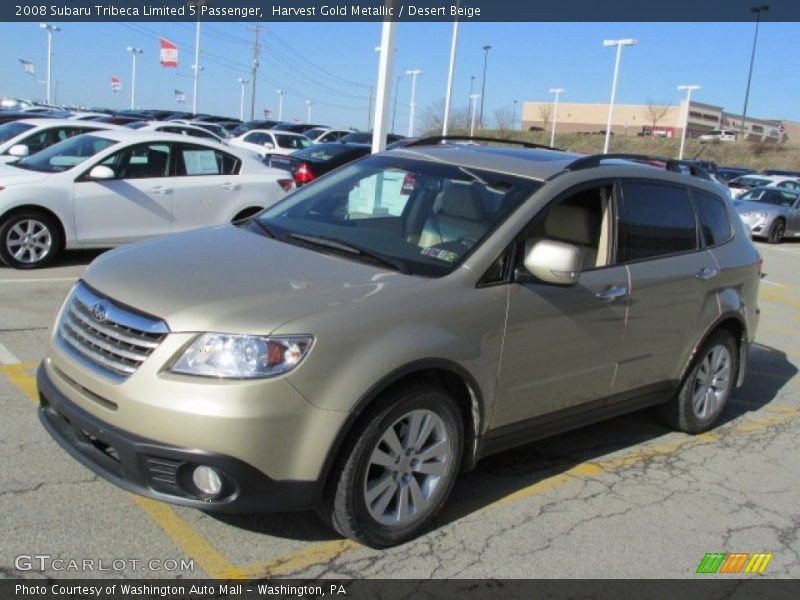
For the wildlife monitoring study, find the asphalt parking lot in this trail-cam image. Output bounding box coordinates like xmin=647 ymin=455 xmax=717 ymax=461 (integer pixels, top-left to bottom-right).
xmin=1 ymin=241 xmax=799 ymax=580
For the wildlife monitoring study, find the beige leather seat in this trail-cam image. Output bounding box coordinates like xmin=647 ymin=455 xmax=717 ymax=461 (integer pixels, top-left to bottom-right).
xmin=418 ymin=184 xmax=488 ymax=248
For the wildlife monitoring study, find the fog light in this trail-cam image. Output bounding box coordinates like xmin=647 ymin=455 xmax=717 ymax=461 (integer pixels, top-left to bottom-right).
xmin=192 ymin=466 xmax=223 ymax=496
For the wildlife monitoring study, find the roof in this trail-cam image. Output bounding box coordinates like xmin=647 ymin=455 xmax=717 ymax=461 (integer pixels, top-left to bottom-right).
xmin=387 ymin=144 xmax=583 ymax=180
xmin=15 ymin=118 xmax=121 ymax=128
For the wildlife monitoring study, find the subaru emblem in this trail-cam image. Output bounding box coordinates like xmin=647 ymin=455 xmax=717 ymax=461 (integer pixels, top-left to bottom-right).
xmin=91 ymin=303 xmax=107 ymax=323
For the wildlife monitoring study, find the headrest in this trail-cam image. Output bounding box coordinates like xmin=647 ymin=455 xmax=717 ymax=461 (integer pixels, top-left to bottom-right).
xmin=438 ymin=184 xmax=485 ymax=221
xmin=544 ymin=204 xmax=597 ymax=246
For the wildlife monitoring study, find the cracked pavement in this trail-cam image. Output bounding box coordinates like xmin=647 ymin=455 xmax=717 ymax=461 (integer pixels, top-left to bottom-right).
xmin=0 ymin=242 xmax=798 ymax=579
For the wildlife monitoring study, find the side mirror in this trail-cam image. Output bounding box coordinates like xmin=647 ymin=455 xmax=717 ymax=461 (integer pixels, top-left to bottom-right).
xmin=8 ymin=144 xmax=29 ymax=158
xmin=263 ymin=142 xmax=275 ymax=150
xmin=87 ymin=165 xmax=115 ymax=180
xmin=521 ymin=239 xmax=583 ymax=286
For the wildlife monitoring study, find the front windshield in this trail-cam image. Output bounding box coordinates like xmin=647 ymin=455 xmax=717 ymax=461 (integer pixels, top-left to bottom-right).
xmin=0 ymin=121 xmax=35 ymax=144
xmin=734 ymin=176 xmax=770 ymax=187
xmin=740 ymin=188 xmax=797 ymax=207
xmin=14 ymin=134 xmax=117 ymax=173
xmin=256 ymin=156 xmax=541 ymax=277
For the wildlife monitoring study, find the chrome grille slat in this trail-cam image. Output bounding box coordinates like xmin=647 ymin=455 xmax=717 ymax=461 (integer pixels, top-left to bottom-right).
xmin=56 ymin=282 xmax=169 ymax=380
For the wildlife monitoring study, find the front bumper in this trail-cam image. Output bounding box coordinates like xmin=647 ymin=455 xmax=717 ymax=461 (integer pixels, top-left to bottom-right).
xmin=38 ymin=364 xmax=319 ymax=512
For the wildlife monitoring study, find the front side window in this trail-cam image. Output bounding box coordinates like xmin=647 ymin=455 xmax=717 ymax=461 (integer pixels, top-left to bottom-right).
xmin=243 ymin=132 xmax=266 ymax=145
xmin=693 ymin=190 xmax=733 ymax=247
xmin=275 ymin=134 xmax=311 ymax=150
xmin=100 ymin=142 xmax=172 ymax=179
xmin=16 ymin=126 xmax=84 ymax=154
xmin=740 ymin=188 xmax=798 ymax=207
xmin=618 ymin=181 xmax=698 ymax=262
xmin=14 ymin=135 xmax=117 ymax=173
xmin=0 ymin=121 xmax=35 ymax=144
xmin=176 ymin=144 xmax=240 ymax=176
xmin=257 ymin=156 xmax=540 ymax=277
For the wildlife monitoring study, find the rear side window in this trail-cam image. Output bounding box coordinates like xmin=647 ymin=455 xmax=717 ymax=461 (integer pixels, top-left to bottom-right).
xmin=176 ymin=144 xmax=240 ymax=176
xmin=618 ymin=181 xmax=698 ymax=262
xmin=693 ymin=191 xmax=733 ymax=247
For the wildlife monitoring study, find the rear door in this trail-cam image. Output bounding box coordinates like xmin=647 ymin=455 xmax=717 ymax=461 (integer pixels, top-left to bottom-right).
xmin=612 ymin=179 xmax=720 ymax=393
xmin=73 ymin=141 xmax=174 ymax=244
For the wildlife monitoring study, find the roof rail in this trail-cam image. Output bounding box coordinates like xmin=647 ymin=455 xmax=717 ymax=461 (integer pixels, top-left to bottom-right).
xmin=402 ymin=135 xmax=563 ymax=151
xmin=563 ymin=153 xmax=712 ymax=180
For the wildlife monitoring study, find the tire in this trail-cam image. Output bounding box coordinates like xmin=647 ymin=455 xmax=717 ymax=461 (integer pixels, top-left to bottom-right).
xmin=767 ymin=219 xmax=786 ymax=244
xmin=0 ymin=211 xmax=62 ymax=269
xmin=661 ymin=329 xmax=739 ymax=434
xmin=318 ymin=384 xmax=464 ymax=548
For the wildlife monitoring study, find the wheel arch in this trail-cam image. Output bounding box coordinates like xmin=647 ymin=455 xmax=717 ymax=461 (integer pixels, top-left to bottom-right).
xmin=0 ymin=204 xmax=67 ymax=251
xmin=682 ymin=312 xmax=748 ymax=389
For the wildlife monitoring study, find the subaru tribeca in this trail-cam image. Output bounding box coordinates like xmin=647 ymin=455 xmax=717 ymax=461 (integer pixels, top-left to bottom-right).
xmin=38 ymin=141 xmax=760 ymax=547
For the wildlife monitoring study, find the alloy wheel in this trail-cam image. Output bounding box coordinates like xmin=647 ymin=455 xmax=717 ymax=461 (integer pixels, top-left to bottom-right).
xmin=5 ymin=218 xmax=53 ymax=265
xmin=691 ymin=345 xmax=732 ymax=420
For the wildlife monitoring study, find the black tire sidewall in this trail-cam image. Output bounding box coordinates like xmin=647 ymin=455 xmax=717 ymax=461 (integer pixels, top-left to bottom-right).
xmin=0 ymin=211 xmax=61 ymax=269
xmin=769 ymin=220 xmax=785 ymax=244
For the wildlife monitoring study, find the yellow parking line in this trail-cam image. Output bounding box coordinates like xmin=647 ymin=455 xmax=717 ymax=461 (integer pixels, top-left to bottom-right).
xmin=235 ymin=539 xmax=360 ymax=579
xmin=0 ymin=364 xmax=245 ymax=580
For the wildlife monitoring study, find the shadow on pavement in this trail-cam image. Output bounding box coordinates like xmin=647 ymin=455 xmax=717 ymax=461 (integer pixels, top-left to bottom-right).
xmin=209 ymin=344 xmax=797 ymax=542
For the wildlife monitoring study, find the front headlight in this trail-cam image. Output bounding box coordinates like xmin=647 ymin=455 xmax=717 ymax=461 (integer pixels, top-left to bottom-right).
xmin=170 ymin=334 xmax=313 ymax=379
xmin=742 ymin=211 xmax=769 ymax=219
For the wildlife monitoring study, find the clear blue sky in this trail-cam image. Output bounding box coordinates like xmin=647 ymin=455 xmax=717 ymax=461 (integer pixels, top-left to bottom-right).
xmin=1 ymin=21 xmax=799 ymax=128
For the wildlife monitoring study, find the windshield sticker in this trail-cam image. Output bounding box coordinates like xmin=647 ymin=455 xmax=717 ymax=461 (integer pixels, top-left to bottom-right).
xmin=421 ymin=247 xmax=459 ymax=262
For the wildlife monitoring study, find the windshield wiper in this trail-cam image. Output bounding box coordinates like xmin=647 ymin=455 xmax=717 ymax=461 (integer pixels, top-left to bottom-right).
xmin=287 ymin=233 xmax=409 ymax=274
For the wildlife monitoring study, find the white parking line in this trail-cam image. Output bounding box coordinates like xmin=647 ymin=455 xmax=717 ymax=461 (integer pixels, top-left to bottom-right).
xmin=762 ymin=280 xmax=787 ymax=288
xmin=0 ymin=277 xmax=77 ymax=284
xmin=0 ymin=342 xmax=21 ymax=365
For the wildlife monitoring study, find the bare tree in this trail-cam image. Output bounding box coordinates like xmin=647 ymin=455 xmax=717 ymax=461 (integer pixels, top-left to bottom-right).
xmin=645 ymin=100 xmax=672 ymax=128
xmin=419 ymin=99 xmax=471 ymax=136
xmin=538 ymin=103 xmax=553 ymax=131
xmin=493 ymin=107 xmax=516 ymax=138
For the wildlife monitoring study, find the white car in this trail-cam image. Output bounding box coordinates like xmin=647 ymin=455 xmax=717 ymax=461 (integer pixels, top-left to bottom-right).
xmin=727 ymin=174 xmax=800 ymax=197
xmin=303 ymin=127 xmax=352 ymax=144
xmin=69 ymin=112 xmax=111 ymax=121
xmin=127 ymin=121 xmax=225 ymax=144
xmin=0 ymin=130 xmax=293 ymax=268
xmin=0 ymin=119 xmax=121 ymax=164
xmin=699 ymin=129 xmax=737 ymax=143
xmin=230 ymin=129 xmax=311 ymax=157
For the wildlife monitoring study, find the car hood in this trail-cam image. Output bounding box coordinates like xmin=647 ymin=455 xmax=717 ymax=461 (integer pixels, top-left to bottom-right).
xmin=0 ymin=164 xmax=51 ymax=185
xmin=82 ymin=225 xmax=420 ymax=334
xmin=733 ymin=200 xmax=781 ymax=214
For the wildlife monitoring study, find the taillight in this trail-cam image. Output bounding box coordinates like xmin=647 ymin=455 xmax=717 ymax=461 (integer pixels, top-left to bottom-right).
xmin=294 ymin=163 xmax=315 ymax=186
xmin=277 ymin=178 xmax=295 ymax=192
xmin=401 ymin=172 xmax=416 ymax=194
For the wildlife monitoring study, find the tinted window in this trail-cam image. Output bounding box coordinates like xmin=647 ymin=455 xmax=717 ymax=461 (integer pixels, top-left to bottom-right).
xmin=292 ymin=144 xmax=364 ymax=162
xmin=101 ymin=143 xmax=172 ymax=179
xmin=243 ymin=132 xmax=265 ymax=144
xmin=693 ymin=191 xmax=732 ymax=247
xmin=275 ymin=134 xmax=310 ymax=150
xmin=618 ymin=181 xmax=698 ymax=262
xmin=176 ymin=144 xmax=240 ymax=176
xmin=0 ymin=121 xmax=35 ymax=143
xmin=16 ymin=135 xmax=116 ymax=173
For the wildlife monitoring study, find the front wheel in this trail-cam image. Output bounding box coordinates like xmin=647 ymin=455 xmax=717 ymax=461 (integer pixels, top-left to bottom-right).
xmin=318 ymin=384 xmax=464 ymax=548
xmin=0 ymin=211 xmax=62 ymax=269
xmin=767 ymin=219 xmax=785 ymax=244
xmin=661 ymin=329 xmax=738 ymax=434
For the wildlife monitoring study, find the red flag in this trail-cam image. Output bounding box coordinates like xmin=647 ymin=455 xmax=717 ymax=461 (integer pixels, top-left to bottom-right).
xmin=110 ymin=76 xmax=122 ymax=92
xmin=160 ymin=38 xmax=178 ymax=68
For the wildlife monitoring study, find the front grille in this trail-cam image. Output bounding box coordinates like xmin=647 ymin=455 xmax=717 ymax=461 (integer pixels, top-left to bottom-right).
xmin=57 ymin=282 xmax=169 ymax=380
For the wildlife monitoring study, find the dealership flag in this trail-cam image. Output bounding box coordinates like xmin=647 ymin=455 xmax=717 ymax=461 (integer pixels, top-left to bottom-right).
xmin=174 ymin=90 xmax=186 ymax=104
xmin=110 ymin=76 xmax=122 ymax=92
xmin=160 ymin=38 xmax=178 ymax=68
xmin=18 ymin=58 xmax=35 ymax=75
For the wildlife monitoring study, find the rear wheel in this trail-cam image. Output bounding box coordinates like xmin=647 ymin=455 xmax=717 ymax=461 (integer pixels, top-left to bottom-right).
xmin=661 ymin=329 xmax=738 ymax=434
xmin=767 ymin=219 xmax=786 ymax=244
xmin=318 ymin=384 xmax=463 ymax=548
xmin=0 ymin=211 xmax=62 ymax=269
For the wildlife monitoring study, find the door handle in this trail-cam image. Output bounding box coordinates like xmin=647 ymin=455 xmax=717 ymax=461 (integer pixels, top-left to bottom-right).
xmin=150 ymin=186 xmax=172 ymax=195
xmin=595 ymin=285 xmax=628 ymax=301
xmin=221 ymin=182 xmax=240 ymax=191
xmin=694 ymin=267 xmax=719 ymax=280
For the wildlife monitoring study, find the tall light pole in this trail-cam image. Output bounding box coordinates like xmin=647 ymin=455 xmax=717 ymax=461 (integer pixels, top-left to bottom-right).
xmin=237 ymin=78 xmax=249 ymax=121
xmin=677 ymin=84 xmax=701 ymax=160
xmin=549 ymin=88 xmax=565 ymax=147
xmin=277 ymin=89 xmax=286 ymax=121
xmin=40 ymin=24 xmax=60 ymax=105
xmin=741 ymin=4 xmax=769 ymax=141
xmin=125 ymin=47 xmax=143 ymax=111
xmin=469 ymin=93 xmax=480 ymax=136
xmin=479 ymin=45 xmax=491 ymax=127
xmin=391 ymin=74 xmax=401 ymax=134
xmin=512 ymin=99 xmax=518 ymax=130
xmin=305 ymin=100 xmax=315 ymax=124
xmin=406 ymin=69 xmax=422 ymax=137
xmin=442 ymin=21 xmax=460 ymax=136
xmin=372 ymin=17 xmax=397 ymax=153
xmin=192 ymin=21 xmax=201 ymax=114
xmin=602 ymin=38 xmax=638 ymax=154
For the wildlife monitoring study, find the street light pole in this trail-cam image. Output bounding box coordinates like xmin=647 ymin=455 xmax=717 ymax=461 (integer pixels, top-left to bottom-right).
xmin=391 ymin=75 xmax=401 ymax=134
xmin=512 ymin=99 xmax=518 ymax=130
xmin=741 ymin=4 xmax=769 ymax=141
xmin=548 ymin=88 xmax=565 ymax=147
xmin=237 ymin=78 xmax=249 ymax=121
xmin=277 ymin=89 xmax=286 ymax=121
xmin=306 ymin=100 xmax=315 ymax=124
xmin=125 ymin=47 xmax=143 ymax=111
xmin=479 ymin=45 xmax=491 ymax=127
xmin=677 ymin=84 xmax=701 ymax=160
xmin=40 ymin=24 xmax=60 ymax=105
xmin=192 ymin=20 xmax=201 ymax=114
xmin=406 ymin=69 xmax=422 ymax=137
xmin=602 ymin=38 xmax=638 ymax=154
xmin=442 ymin=20 xmax=459 ymax=136
xmin=469 ymin=93 xmax=480 ymax=136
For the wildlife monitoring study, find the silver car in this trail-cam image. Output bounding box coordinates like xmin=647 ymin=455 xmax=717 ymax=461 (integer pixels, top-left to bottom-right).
xmin=734 ymin=186 xmax=800 ymax=243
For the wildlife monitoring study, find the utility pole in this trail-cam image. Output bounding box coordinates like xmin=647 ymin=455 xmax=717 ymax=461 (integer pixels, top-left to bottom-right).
xmin=391 ymin=75 xmax=401 ymax=134
xmin=192 ymin=21 xmax=201 ymax=113
xmin=442 ymin=20 xmax=459 ymax=136
xmin=372 ymin=17 xmax=397 ymax=153
xmin=677 ymin=85 xmax=701 ymax=160
xmin=367 ymin=85 xmax=374 ymax=130
xmin=741 ymin=5 xmax=769 ymax=141
xmin=469 ymin=93 xmax=480 ymax=136
xmin=237 ymin=78 xmax=249 ymax=121
xmin=126 ymin=47 xmax=143 ymax=111
xmin=277 ymin=89 xmax=286 ymax=121
xmin=548 ymin=88 xmax=565 ymax=147
xmin=306 ymin=100 xmax=315 ymax=123
xmin=602 ymin=38 xmax=638 ymax=154
xmin=406 ymin=69 xmax=421 ymax=137
xmin=248 ymin=25 xmax=263 ymax=121
xmin=40 ymin=24 xmax=60 ymax=105
xmin=479 ymin=45 xmax=491 ymax=127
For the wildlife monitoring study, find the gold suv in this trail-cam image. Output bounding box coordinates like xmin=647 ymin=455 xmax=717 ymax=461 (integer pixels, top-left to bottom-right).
xmin=38 ymin=141 xmax=761 ymax=547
